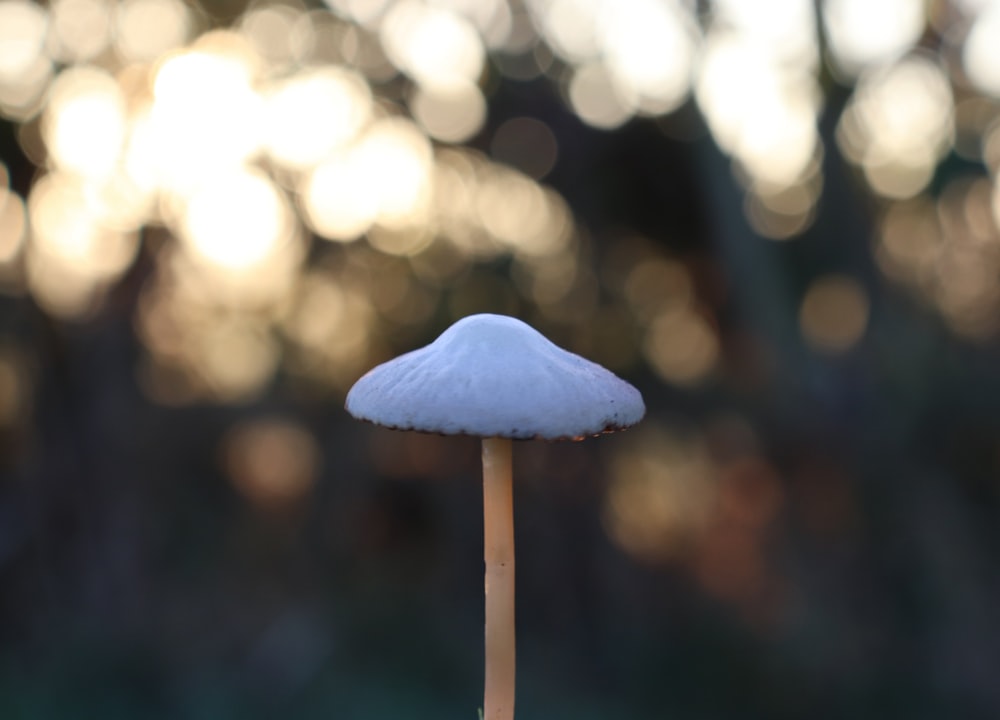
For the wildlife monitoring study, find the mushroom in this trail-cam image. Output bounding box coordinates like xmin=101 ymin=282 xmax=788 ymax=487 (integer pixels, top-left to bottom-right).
xmin=346 ymin=313 xmax=644 ymax=720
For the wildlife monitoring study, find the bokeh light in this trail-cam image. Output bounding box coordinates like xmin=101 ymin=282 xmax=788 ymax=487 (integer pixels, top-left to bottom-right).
xmin=113 ymin=0 xmax=192 ymax=63
xmin=0 ymin=0 xmax=48 ymax=81
xmin=325 ymin=0 xmax=394 ymax=28
xmin=490 ymin=116 xmax=558 ymax=180
xmin=697 ymin=32 xmax=819 ymax=177
xmin=0 ymin=165 xmax=26 ymax=271
xmin=4 ymin=0 xmax=997 ymax=392
xmin=603 ymin=421 xmax=717 ymax=564
xmin=822 ymin=0 xmax=926 ymax=78
xmin=239 ymin=2 xmax=312 ymax=71
xmin=712 ymin=0 xmax=817 ymax=67
xmin=147 ymin=33 xmax=264 ymax=193
xmin=6 ymin=1 xmax=1000 ymax=717
xmin=47 ymin=0 xmax=113 ymax=63
xmin=837 ymin=54 xmax=953 ymax=199
xmin=643 ymin=307 xmax=719 ymax=386
xmin=262 ymin=66 xmax=373 ymax=170
xmin=0 ymin=0 xmax=52 ymax=119
xmin=567 ymin=61 xmax=633 ymax=130
xmin=26 ymin=171 xmax=138 ymax=317
xmin=357 ymin=117 xmax=434 ymax=230
xmin=380 ymin=1 xmax=485 ymax=90
xmin=961 ymin=2 xmax=1000 ymax=97
xmin=874 ymin=177 xmax=1000 ymax=340
xmin=798 ymin=274 xmax=870 ymax=353
xmin=409 ymin=80 xmax=486 ymax=144
xmin=43 ymin=66 xmax=127 ymax=180
xmin=179 ymin=167 xmax=294 ymax=273
xmin=280 ymin=265 xmax=377 ymax=388
xmin=224 ymin=417 xmax=320 ymax=509
xmin=695 ymin=17 xmax=822 ymax=233
xmin=598 ymin=0 xmax=698 ymax=116
xmin=301 ymin=151 xmax=381 ymax=242
xmin=533 ymin=0 xmax=699 ymax=127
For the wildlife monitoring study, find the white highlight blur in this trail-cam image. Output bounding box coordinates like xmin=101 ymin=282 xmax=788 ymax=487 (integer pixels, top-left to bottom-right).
xmin=43 ymin=66 xmax=126 ymax=180
xmin=529 ymin=0 xmax=700 ymax=126
xmin=964 ymin=3 xmax=1000 ymax=97
xmin=262 ymin=66 xmax=373 ymax=170
xmin=823 ymin=0 xmax=926 ymax=78
xmin=148 ymin=36 xmax=264 ymax=194
xmin=837 ymin=55 xmax=953 ymax=199
xmin=697 ymin=30 xmax=819 ymax=187
xmin=180 ymin=168 xmax=292 ymax=272
xmin=380 ymin=0 xmax=485 ymax=90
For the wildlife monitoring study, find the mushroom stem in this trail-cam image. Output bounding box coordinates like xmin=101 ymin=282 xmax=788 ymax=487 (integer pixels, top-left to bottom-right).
xmin=482 ymin=436 xmax=515 ymax=720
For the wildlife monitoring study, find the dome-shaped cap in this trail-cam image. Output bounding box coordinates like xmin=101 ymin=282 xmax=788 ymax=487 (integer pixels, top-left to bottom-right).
xmin=346 ymin=314 xmax=645 ymax=440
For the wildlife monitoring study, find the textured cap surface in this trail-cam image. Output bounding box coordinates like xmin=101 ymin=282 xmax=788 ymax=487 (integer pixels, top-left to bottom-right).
xmin=345 ymin=313 xmax=645 ymax=440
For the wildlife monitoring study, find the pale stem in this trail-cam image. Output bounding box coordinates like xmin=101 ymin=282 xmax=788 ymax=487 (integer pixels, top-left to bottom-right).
xmin=482 ymin=436 xmax=515 ymax=720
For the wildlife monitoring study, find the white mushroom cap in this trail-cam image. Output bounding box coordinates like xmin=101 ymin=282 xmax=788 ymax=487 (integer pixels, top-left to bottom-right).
xmin=346 ymin=313 xmax=645 ymax=440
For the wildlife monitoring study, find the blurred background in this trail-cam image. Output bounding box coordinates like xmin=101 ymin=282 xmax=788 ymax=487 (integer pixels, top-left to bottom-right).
xmin=2 ymin=0 xmax=1000 ymax=717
